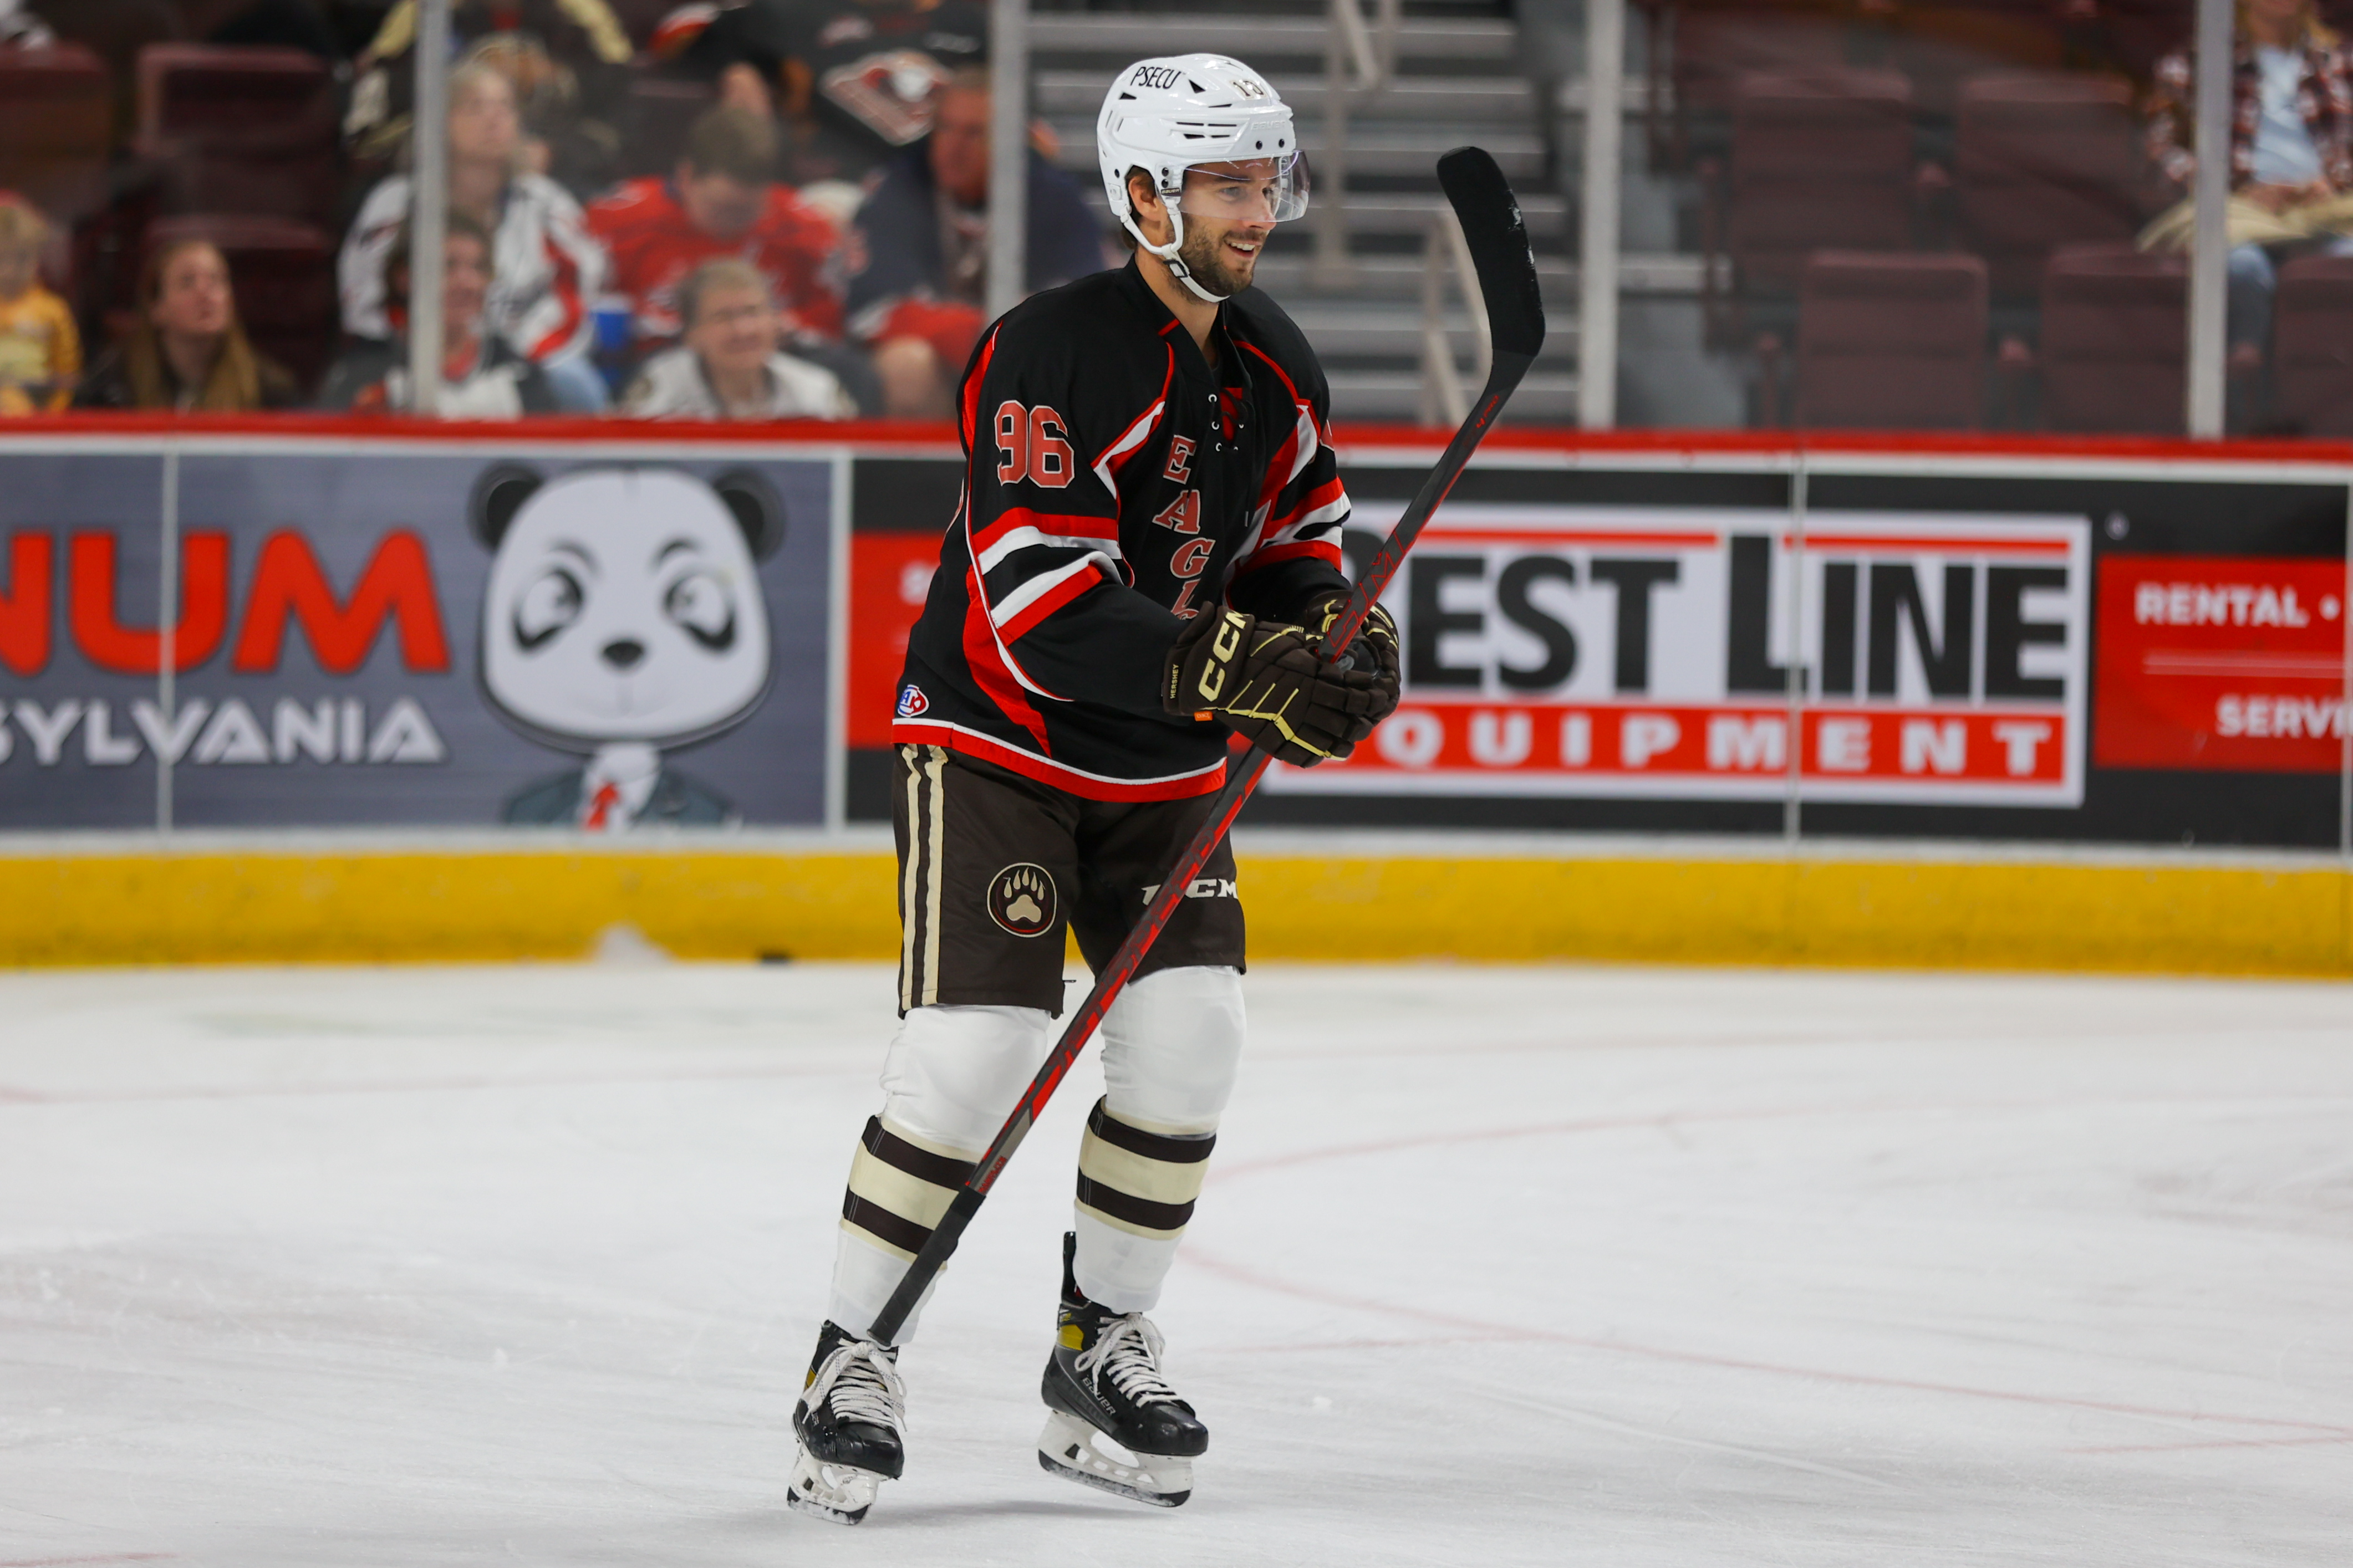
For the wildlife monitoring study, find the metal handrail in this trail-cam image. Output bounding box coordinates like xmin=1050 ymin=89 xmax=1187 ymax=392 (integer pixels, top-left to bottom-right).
xmin=1418 ymin=205 xmax=1490 ymax=427
xmin=1312 ymin=0 xmax=1402 ymax=284
xmin=1332 ymin=0 xmax=1382 ymax=90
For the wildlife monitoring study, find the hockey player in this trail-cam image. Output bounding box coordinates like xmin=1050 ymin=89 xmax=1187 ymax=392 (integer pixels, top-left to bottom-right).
xmin=787 ymin=54 xmax=1402 ymax=1525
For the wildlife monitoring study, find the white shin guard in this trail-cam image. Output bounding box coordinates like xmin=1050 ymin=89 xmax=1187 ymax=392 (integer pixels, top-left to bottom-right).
xmin=1073 ymin=965 xmax=1245 ymax=1314
xmin=827 ymin=1004 xmax=1053 ymax=1340
xmin=824 ymin=969 xmax=1245 ymax=1337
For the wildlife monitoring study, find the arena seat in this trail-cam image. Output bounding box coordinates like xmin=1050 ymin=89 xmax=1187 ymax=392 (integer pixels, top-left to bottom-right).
xmin=1662 ymin=2 xmax=1850 ymax=167
xmin=1956 ymin=73 xmax=2146 ymax=299
xmin=2269 ymin=254 xmax=2353 ymax=436
xmin=1795 ymin=251 xmax=1988 ymax=430
xmin=134 ymin=45 xmax=339 ymax=226
xmin=1882 ymin=1 xmax=2072 ymax=122
xmin=622 ymin=67 xmax=719 ymax=180
xmin=1717 ymin=69 xmax=1918 ymax=302
xmin=0 ymin=44 xmax=114 ymax=228
xmin=144 ymin=214 xmax=339 ymax=394
xmin=2037 ymin=243 xmax=2186 ymax=433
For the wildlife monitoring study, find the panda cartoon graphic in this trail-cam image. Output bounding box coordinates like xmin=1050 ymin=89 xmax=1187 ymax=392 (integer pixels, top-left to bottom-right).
xmin=473 ymin=464 xmax=783 ymax=828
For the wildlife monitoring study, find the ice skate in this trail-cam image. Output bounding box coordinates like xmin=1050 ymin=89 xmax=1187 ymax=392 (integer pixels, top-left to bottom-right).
xmin=1037 ymin=1233 xmax=1206 ymax=1508
xmin=787 ymin=1320 xmax=906 ymax=1525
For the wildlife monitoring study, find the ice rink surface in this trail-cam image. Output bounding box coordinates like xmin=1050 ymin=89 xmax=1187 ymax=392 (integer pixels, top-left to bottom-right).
xmin=2 ymin=958 xmax=2349 ymax=1567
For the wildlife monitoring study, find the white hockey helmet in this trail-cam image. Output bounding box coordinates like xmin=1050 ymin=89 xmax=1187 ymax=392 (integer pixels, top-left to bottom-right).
xmin=1097 ymin=54 xmax=1307 ymax=302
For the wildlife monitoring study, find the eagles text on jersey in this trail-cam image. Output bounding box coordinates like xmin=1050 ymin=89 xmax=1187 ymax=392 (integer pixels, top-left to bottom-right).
xmin=893 ymin=259 xmax=1353 ymax=799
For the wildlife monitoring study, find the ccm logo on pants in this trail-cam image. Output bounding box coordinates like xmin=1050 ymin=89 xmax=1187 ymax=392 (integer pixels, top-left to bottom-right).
xmin=1141 ymin=878 xmax=1237 ymax=903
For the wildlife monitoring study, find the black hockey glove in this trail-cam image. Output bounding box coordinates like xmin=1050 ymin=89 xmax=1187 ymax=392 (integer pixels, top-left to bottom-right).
xmin=1308 ymin=592 xmax=1393 ymax=696
xmin=1303 ymin=593 xmax=1402 ymax=744
xmin=1162 ymin=608 xmax=1387 ymax=767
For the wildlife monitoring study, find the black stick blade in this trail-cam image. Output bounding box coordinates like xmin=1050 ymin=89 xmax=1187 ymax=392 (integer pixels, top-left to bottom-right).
xmin=1437 ymin=145 xmax=1546 ymax=361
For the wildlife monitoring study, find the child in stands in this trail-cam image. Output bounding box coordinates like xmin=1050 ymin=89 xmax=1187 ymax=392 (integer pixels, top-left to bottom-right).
xmin=0 ymin=200 xmax=79 ymax=415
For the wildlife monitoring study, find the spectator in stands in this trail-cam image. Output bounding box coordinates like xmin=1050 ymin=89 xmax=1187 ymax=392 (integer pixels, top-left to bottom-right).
xmin=318 ymin=209 xmax=558 ymax=417
xmin=653 ymin=0 xmax=989 ymax=210
xmin=345 ymin=0 xmax=630 ymax=190
xmin=75 ymin=236 xmax=299 ymax=411
xmin=844 ymin=66 xmax=1104 ymax=417
xmin=340 ymin=59 xmax=611 ymax=410
xmin=2144 ymin=0 xmax=2353 ymax=356
xmin=0 ymin=200 xmax=78 ymax=415
xmin=455 ymin=32 xmax=623 ymax=195
xmin=623 ymin=258 xmax=855 ymax=420
xmin=588 ymin=106 xmax=844 ymax=353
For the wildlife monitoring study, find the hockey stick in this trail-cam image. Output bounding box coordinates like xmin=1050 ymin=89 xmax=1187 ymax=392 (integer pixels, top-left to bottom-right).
xmin=868 ymin=146 xmax=1545 ymax=1345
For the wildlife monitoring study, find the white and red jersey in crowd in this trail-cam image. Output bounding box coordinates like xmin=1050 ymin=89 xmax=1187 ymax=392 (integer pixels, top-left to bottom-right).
xmin=892 ymin=261 xmax=1353 ymax=801
xmin=585 ymin=176 xmax=845 ymax=345
xmin=339 ymin=172 xmax=607 ymax=364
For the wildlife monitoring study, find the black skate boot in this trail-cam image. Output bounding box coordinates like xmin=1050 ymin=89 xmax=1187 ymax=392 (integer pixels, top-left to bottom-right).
xmin=787 ymin=1320 xmax=906 ymax=1525
xmin=1037 ymin=1232 xmax=1208 ymax=1507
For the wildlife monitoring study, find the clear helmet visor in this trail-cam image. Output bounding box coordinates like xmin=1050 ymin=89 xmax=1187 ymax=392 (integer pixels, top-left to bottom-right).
xmin=1169 ymin=152 xmax=1309 ymax=226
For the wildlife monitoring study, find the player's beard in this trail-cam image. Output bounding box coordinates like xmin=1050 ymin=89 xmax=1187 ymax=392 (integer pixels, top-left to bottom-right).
xmin=1176 ymin=219 xmax=1257 ymax=300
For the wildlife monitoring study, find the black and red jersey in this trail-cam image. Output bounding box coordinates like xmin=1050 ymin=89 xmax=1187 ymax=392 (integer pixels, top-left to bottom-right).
xmin=891 ymin=259 xmax=1353 ymax=801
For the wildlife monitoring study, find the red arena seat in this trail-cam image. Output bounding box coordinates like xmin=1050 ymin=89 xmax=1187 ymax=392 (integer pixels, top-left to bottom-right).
xmin=2037 ymin=243 xmax=2187 ymax=434
xmin=134 ymin=45 xmax=339 ymax=226
xmin=1795 ymin=251 xmax=1989 ymax=430
xmin=1957 ymin=73 xmax=2147 ymax=298
xmin=2270 ymin=253 xmax=2353 ymax=436
xmin=1663 ymin=2 xmax=1849 ymax=167
xmin=0 ymin=44 xmax=114 ymax=227
xmin=1721 ymin=69 xmax=1917 ymax=299
xmin=1885 ymin=1 xmax=2072 ymax=122
xmin=144 ymin=214 xmax=339 ymax=395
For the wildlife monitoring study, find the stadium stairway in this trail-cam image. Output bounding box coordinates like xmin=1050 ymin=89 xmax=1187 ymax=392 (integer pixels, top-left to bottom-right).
xmin=1031 ymin=1 xmax=1581 ymax=423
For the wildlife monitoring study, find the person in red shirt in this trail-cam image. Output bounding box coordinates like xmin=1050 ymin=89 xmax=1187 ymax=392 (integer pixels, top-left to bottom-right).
xmin=587 ymin=105 xmax=845 ymax=355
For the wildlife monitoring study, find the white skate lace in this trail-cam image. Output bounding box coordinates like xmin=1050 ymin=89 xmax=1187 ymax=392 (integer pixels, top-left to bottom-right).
xmin=1073 ymin=1314 xmax=1181 ymax=1408
xmin=810 ymin=1338 xmax=907 ymax=1437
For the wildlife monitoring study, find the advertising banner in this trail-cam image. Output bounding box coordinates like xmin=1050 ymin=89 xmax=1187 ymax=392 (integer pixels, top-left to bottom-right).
xmin=1260 ymin=502 xmax=2090 ymax=806
xmin=0 ymin=441 xmax=838 ymax=831
xmin=847 ymin=529 xmax=942 ymax=751
xmin=0 ymin=451 xmax=171 ymax=829
xmin=6 ymin=431 xmax=2344 ymax=850
xmin=840 ymin=447 xmax=2350 ymax=846
xmin=2093 ymin=554 xmax=2348 ymax=772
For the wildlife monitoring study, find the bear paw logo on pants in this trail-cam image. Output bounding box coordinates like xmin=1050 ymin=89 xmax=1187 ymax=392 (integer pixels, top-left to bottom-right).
xmin=987 ymin=862 xmax=1057 ymax=938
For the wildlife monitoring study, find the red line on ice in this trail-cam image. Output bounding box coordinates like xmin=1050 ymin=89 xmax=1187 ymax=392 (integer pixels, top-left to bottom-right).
xmin=1183 ymin=1246 xmax=2353 ymax=1442
xmin=2061 ymin=1433 xmax=2353 ymax=1455
xmin=0 ymin=1062 xmax=856 ymax=1106
xmin=1193 ymin=1105 xmax=2353 ymax=1444
xmin=1204 ymin=1091 xmax=2340 ymax=1184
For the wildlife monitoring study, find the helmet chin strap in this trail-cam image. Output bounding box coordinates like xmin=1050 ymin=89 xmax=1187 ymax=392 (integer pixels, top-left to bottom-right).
xmin=1122 ymin=200 xmax=1230 ymax=305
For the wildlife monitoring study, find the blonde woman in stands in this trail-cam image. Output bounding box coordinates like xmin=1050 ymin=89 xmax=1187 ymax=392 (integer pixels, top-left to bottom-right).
xmin=340 ymin=59 xmax=610 ymax=410
xmin=74 ymin=237 xmax=299 ymax=412
xmin=0 ymin=199 xmax=78 ymax=415
xmin=345 ymin=0 xmax=633 ymax=190
xmin=2143 ymin=0 xmax=2353 ymax=359
xmin=622 ymin=259 xmax=854 ymax=421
